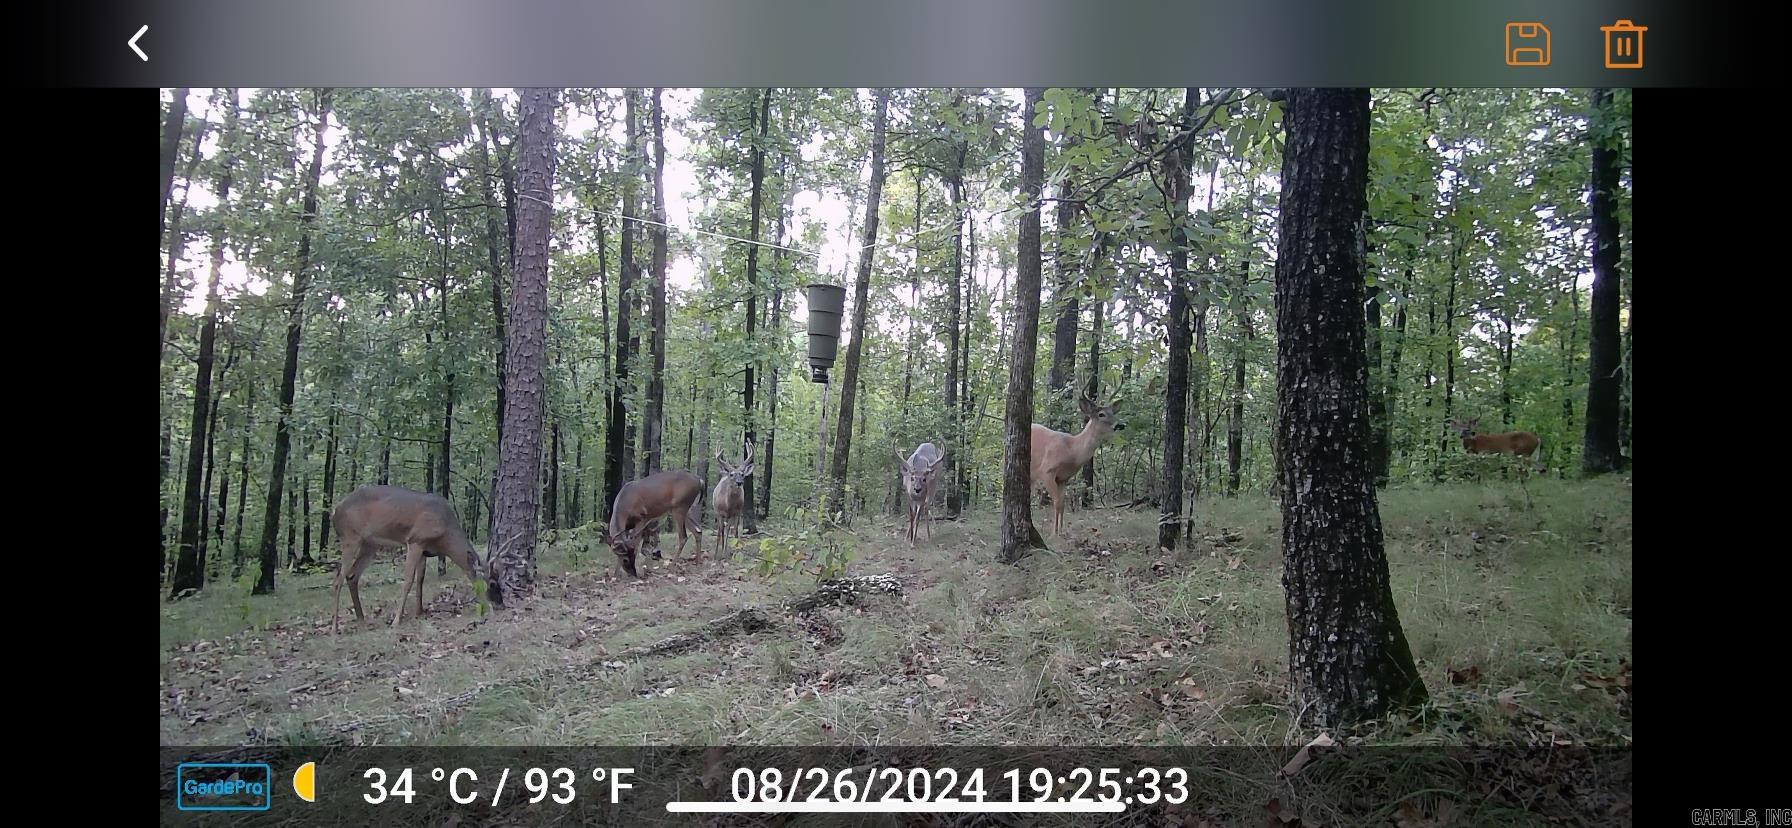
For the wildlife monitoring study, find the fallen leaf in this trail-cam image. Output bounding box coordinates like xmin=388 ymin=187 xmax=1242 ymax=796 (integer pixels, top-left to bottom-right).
xmin=1496 ymin=687 xmax=1519 ymax=713
xmin=1278 ymin=732 xmax=1335 ymax=777
xmin=925 ymin=674 xmax=947 ymax=689
xmin=1448 ymin=665 xmax=1482 ymax=685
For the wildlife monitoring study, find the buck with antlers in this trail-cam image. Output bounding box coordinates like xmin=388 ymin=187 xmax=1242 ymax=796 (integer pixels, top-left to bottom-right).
xmin=1031 ymin=387 xmax=1126 ymax=536
xmin=712 ymin=444 xmax=754 ymax=559
xmin=897 ymin=442 xmax=945 ymax=546
xmin=330 ymin=484 xmax=502 ymax=634
xmin=602 ymin=469 xmax=705 ymax=578
xmin=1450 ymin=417 xmax=1545 ymax=472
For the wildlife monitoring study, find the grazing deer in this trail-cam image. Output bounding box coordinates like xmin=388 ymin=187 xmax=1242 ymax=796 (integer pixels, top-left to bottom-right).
xmin=1451 ymin=417 xmax=1545 ymax=472
xmin=897 ymin=442 xmax=945 ymax=546
xmin=1030 ymin=389 xmax=1126 ymax=536
xmin=602 ymin=470 xmax=705 ymax=578
xmin=712 ymin=445 xmax=754 ymax=559
xmin=330 ymin=484 xmax=502 ymax=634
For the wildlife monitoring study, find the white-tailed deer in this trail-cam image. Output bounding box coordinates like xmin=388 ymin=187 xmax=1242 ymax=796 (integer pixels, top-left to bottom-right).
xmin=330 ymin=484 xmax=500 ymax=634
xmin=712 ymin=444 xmax=754 ymax=559
xmin=1451 ymin=417 xmax=1544 ymax=472
xmin=1030 ymin=388 xmax=1125 ymax=536
xmin=897 ymin=442 xmax=944 ymax=546
xmin=602 ymin=470 xmax=705 ymax=578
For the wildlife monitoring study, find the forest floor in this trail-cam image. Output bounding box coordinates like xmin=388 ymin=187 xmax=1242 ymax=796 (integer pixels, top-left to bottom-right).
xmin=160 ymin=476 xmax=1631 ymax=752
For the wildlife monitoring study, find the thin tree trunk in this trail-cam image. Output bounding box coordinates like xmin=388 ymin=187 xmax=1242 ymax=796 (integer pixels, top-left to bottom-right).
xmin=1583 ymin=88 xmax=1624 ymax=474
xmin=825 ymin=89 xmax=889 ymax=520
xmin=545 ymin=419 xmax=560 ymax=530
xmin=740 ymin=87 xmax=772 ymax=533
xmin=169 ymin=95 xmax=240 ymax=598
xmin=490 ymin=86 xmax=561 ymax=601
xmin=605 ymin=90 xmax=640 ymax=520
xmin=759 ymin=128 xmax=794 ymax=522
xmin=643 ymin=87 xmax=670 ymax=477
xmin=252 ymin=89 xmax=331 ymax=595
xmin=319 ymin=403 xmax=338 ymax=558
xmin=999 ymin=88 xmax=1050 ymax=563
xmin=160 ymin=88 xmax=189 ymax=250
xmin=1275 ymin=87 xmax=1426 ymax=728
xmin=232 ymin=381 xmax=254 ymax=579
xmin=1158 ymin=88 xmax=1196 ymax=550
xmin=944 ymin=162 xmax=966 ymax=518
xmin=1229 ymin=261 xmax=1252 ymax=496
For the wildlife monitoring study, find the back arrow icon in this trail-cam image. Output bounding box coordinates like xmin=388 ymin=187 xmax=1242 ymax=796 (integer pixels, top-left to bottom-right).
xmin=129 ymin=25 xmax=148 ymax=61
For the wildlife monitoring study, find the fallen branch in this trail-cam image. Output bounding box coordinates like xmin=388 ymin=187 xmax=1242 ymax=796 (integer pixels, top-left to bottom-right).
xmin=286 ymin=574 xmax=905 ymax=743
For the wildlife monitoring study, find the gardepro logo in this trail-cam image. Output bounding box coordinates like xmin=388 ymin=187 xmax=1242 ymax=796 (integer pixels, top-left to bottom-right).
xmin=176 ymin=762 xmax=273 ymax=811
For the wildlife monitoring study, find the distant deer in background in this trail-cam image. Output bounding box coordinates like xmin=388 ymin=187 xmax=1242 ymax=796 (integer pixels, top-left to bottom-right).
xmin=1451 ymin=417 xmax=1544 ymax=472
xmin=897 ymin=442 xmax=945 ymax=546
xmin=712 ymin=444 xmax=754 ymax=559
xmin=603 ymin=470 xmax=705 ymax=578
xmin=1031 ymin=387 xmax=1126 ymax=536
xmin=330 ymin=485 xmax=502 ymax=634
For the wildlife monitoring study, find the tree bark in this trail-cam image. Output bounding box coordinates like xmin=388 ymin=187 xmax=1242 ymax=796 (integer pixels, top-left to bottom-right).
xmin=318 ymin=404 xmax=338 ymax=558
xmin=1228 ymin=261 xmax=1253 ymax=496
xmin=605 ymin=91 xmax=641 ymax=520
xmin=741 ymin=87 xmax=772 ymax=532
xmin=1275 ymin=88 xmax=1426 ymax=728
xmin=999 ymin=88 xmax=1050 ymax=563
xmin=1583 ymin=88 xmax=1624 ymax=475
xmin=825 ymin=89 xmax=889 ymax=520
xmin=251 ymin=89 xmax=330 ymax=595
xmin=232 ymin=381 xmax=254 ymax=579
xmin=1365 ymin=275 xmax=1389 ymax=486
xmin=170 ymin=95 xmax=239 ymax=598
xmin=489 ymin=86 xmax=561 ymax=601
xmin=643 ymin=87 xmax=670 ymax=477
xmin=1158 ymin=88 xmax=1197 ymax=550
xmin=944 ymin=162 xmax=966 ymax=518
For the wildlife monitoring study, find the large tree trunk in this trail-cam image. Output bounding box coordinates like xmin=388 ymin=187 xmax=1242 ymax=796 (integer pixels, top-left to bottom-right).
xmin=489 ymin=87 xmax=560 ymax=601
xmin=605 ymin=91 xmax=641 ymax=520
xmin=643 ymin=88 xmax=670 ymax=477
xmin=1158 ymin=88 xmax=1197 ymax=550
xmin=251 ymin=89 xmax=330 ymax=595
xmin=825 ymin=89 xmax=889 ymax=520
xmin=1275 ymin=88 xmax=1426 ymax=728
xmin=999 ymin=88 xmax=1050 ymax=563
xmin=1583 ymin=88 xmax=1624 ymax=474
xmin=740 ymin=87 xmax=772 ymax=533
xmin=170 ymin=97 xmax=239 ymax=598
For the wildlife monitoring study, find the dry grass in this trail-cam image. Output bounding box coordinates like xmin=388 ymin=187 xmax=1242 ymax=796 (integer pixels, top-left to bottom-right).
xmin=159 ymin=476 xmax=1631 ymax=749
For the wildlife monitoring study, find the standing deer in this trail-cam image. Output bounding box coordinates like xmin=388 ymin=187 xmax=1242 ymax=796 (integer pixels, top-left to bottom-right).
xmin=1030 ymin=388 xmax=1126 ymax=536
xmin=712 ymin=445 xmax=754 ymax=559
xmin=897 ymin=442 xmax=945 ymax=546
xmin=1451 ymin=417 xmax=1545 ymax=472
xmin=602 ymin=470 xmax=705 ymax=578
xmin=330 ymin=484 xmax=502 ymax=634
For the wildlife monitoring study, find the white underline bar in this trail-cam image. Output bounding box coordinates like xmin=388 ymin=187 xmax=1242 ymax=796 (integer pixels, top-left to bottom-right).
xmin=666 ymin=800 xmax=1127 ymax=813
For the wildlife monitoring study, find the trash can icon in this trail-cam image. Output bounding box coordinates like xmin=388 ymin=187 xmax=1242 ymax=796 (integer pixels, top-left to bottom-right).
xmin=1602 ymin=20 xmax=1646 ymax=69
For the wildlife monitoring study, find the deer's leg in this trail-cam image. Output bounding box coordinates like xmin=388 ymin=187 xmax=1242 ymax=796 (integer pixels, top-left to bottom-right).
xmin=344 ymin=540 xmax=377 ymax=623
xmin=331 ymin=541 xmax=357 ymax=634
xmin=1043 ymin=477 xmax=1064 ymax=535
xmin=415 ymin=555 xmax=428 ymax=617
xmin=390 ymin=543 xmax=425 ymax=627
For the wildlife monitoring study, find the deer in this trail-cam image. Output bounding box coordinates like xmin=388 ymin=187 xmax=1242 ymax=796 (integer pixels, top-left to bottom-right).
xmin=1030 ymin=388 xmax=1126 ymax=536
xmin=897 ymin=442 xmax=945 ymax=546
xmin=330 ymin=484 xmax=502 ymax=634
xmin=1451 ymin=417 xmax=1545 ymax=473
xmin=601 ymin=469 xmax=705 ymax=578
xmin=712 ymin=444 xmax=754 ymax=559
